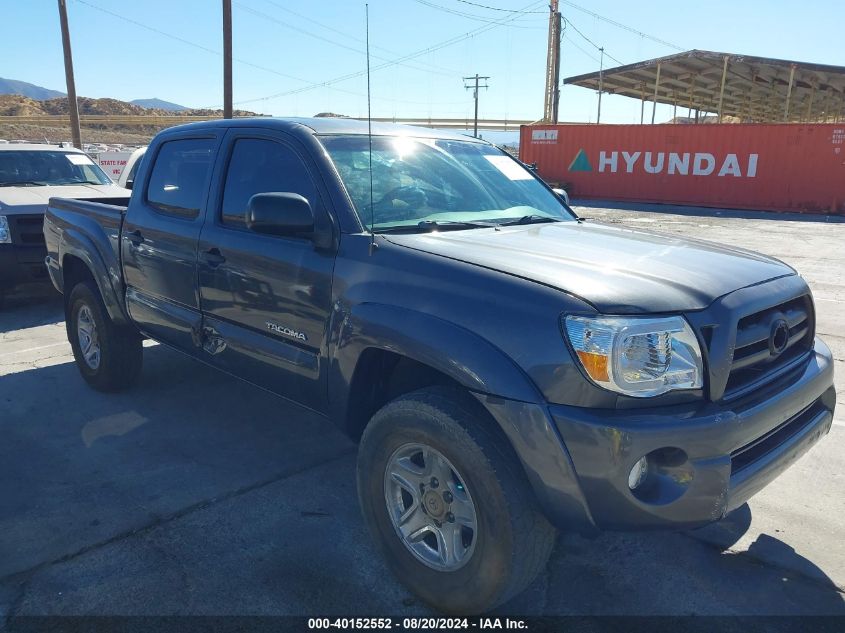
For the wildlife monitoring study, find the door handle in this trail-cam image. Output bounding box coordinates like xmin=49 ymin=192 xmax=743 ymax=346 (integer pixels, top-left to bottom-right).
xmin=126 ymin=229 xmax=144 ymax=246
xmin=203 ymin=247 xmax=226 ymax=267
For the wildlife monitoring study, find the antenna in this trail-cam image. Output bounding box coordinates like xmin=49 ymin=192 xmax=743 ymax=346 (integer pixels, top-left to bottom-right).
xmin=365 ymin=3 xmax=377 ymax=254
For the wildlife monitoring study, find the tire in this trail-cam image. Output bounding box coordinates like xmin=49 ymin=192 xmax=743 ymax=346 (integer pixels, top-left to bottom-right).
xmin=66 ymin=280 xmax=142 ymax=392
xmin=357 ymin=386 xmax=557 ymax=614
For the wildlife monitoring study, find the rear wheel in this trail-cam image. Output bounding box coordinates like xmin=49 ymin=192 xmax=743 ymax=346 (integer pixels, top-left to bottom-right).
xmin=67 ymin=280 xmax=142 ymax=392
xmin=357 ymin=387 xmax=556 ymax=614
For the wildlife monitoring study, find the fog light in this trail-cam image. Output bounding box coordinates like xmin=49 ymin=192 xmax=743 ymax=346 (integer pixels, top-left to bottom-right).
xmin=628 ymin=456 xmax=649 ymax=490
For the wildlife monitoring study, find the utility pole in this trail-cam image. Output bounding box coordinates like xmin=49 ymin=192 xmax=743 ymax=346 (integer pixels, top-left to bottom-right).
xmin=57 ymin=0 xmax=82 ymax=149
xmin=463 ymin=74 xmax=489 ymax=138
xmin=543 ymin=0 xmax=561 ymax=123
xmin=223 ymin=0 xmax=233 ymax=119
xmin=596 ymin=47 xmax=604 ymax=124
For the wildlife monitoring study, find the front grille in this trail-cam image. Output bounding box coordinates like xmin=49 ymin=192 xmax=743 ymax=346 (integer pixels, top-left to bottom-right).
xmin=730 ymin=401 xmax=825 ymax=475
xmin=723 ymin=295 xmax=813 ymax=399
xmin=9 ymin=215 xmax=46 ymax=247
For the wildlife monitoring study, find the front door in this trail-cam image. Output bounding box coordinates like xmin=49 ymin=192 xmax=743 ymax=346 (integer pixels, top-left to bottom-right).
xmin=196 ymin=131 xmax=336 ymax=413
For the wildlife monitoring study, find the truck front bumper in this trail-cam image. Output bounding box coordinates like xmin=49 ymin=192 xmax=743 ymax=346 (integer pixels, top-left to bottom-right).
xmin=0 ymin=243 xmax=50 ymax=291
xmin=549 ymin=336 xmax=835 ymax=531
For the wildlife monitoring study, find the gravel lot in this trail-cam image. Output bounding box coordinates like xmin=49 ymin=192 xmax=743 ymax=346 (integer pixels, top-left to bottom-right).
xmin=1 ymin=202 xmax=843 ymax=618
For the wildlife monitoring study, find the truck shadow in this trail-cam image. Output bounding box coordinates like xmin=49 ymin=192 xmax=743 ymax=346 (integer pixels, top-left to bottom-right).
xmin=502 ymin=502 xmax=845 ymax=616
xmin=1 ymin=347 xmax=842 ymax=615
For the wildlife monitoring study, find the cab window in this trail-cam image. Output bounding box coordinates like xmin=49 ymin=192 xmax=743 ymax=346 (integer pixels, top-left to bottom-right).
xmin=146 ymin=139 xmax=214 ymax=218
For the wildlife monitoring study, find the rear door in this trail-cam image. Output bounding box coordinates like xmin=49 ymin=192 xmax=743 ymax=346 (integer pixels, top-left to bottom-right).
xmin=121 ymin=132 xmax=220 ymax=351
xmin=196 ymin=129 xmax=337 ymax=413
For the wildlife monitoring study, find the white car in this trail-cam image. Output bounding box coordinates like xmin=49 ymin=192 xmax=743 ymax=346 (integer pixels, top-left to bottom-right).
xmin=0 ymin=144 xmax=128 ymax=304
xmin=117 ymin=146 xmax=147 ymax=189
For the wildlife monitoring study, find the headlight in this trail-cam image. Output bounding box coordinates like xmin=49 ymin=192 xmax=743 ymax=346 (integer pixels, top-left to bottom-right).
xmin=0 ymin=216 xmax=10 ymax=244
xmin=564 ymin=315 xmax=703 ymax=397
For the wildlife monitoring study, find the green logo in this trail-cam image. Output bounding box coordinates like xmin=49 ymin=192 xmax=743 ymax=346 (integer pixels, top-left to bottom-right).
xmin=568 ymin=149 xmax=592 ymax=172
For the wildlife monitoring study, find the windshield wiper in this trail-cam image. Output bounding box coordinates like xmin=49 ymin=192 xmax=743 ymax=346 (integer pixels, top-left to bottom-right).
xmin=498 ymin=214 xmax=562 ymax=226
xmin=375 ymin=219 xmax=497 ymax=234
xmin=0 ymin=181 xmax=47 ymax=187
xmin=51 ymin=180 xmax=107 ymax=186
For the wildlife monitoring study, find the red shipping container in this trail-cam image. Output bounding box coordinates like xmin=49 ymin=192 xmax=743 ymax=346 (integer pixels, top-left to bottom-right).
xmin=519 ymin=123 xmax=845 ymax=214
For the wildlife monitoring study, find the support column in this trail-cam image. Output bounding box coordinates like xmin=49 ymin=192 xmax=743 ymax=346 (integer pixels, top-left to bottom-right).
xmin=783 ymin=64 xmax=796 ymax=122
xmin=806 ymin=84 xmax=816 ymax=122
xmin=651 ymin=62 xmax=661 ymax=124
xmin=640 ymin=83 xmax=646 ymax=124
xmin=717 ymin=55 xmax=729 ymax=123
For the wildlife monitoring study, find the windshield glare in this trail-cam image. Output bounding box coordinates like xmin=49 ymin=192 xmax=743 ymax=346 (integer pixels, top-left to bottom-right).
xmin=0 ymin=150 xmax=112 ymax=186
xmin=320 ymin=135 xmax=574 ymax=230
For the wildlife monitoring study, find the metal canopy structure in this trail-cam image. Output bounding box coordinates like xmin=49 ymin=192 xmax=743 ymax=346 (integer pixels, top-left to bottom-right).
xmin=564 ymin=49 xmax=845 ymax=124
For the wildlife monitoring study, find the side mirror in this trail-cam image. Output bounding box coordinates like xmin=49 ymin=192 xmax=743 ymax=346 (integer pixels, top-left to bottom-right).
xmin=246 ymin=192 xmax=315 ymax=237
xmin=124 ymin=179 xmax=133 ymax=191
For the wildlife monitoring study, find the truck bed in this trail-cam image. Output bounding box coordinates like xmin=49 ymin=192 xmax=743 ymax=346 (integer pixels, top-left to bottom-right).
xmin=43 ymin=195 xmax=132 ymax=304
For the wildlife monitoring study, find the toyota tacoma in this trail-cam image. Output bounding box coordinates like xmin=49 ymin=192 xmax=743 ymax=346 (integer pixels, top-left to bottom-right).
xmin=43 ymin=118 xmax=836 ymax=613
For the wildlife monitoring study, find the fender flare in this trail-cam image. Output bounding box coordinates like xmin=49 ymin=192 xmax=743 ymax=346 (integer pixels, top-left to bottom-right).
xmin=58 ymin=227 xmax=129 ymax=325
xmin=330 ymin=303 xmax=543 ymax=423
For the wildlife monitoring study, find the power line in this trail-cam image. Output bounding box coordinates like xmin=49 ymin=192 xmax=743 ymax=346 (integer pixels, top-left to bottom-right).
xmin=260 ymin=0 xmax=460 ymax=75
xmin=70 ymin=0 xmax=465 ymax=108
xmin=455 ymin=0 xmax=545 ymax=13
xmin=563 ymin=16 xmax=624 ymax=66
xmin=558 ymin=0 xmax=683 ymax=51
xmin=231 ymin=0 xmax=546 ymax=106
xmin=411 ymin=0 xmax=545 ymax=28
xmin=562 ymin=33 xmax=599 ymax=64
xmin=73 ymin=0 xmax=305 ymax=83
xmin=235 ymin=2 xmax=458 ymax=77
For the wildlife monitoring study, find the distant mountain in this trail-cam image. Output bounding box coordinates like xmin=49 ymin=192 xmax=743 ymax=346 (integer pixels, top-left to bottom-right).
xmin=0 ymin=77 xmax=65 ymax=100
xmin=0 ymin=93 xmax=257 ymax=118
xmin=130 ymin=98 xmax=187 ymax=112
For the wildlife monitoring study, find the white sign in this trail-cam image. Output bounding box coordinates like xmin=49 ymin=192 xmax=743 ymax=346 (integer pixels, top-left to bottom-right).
xmin=66 ymin=153 xmax=95 ymax=166
xmin=484 ymin=155 xmax=534 ymax=180
xmin=96 ymin=152 xmax=133 ymax=182
xmin=531 ymin=129 xmax=558 ymax=143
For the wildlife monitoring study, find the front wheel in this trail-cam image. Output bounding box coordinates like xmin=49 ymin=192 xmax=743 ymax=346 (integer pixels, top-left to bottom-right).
xmin=67 ymin=280 xmax=142 ymax=392
xmin=357 ymin=387 xmax=557 ymax=614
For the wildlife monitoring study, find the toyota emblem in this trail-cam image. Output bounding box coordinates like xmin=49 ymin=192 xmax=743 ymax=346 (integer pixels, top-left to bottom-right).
xmin=769 ymin=319 xmax=790 ymax=356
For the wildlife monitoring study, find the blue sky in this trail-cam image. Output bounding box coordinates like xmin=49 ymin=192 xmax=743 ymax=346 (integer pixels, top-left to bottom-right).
xmin=3 ymin=0 xmax=844 ymax=125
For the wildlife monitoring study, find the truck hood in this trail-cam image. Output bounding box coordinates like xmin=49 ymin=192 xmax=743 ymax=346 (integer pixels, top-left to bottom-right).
xmin=0 ymin=184 xmax=127 ymax=216
xmin=385 ymin=221 xmax=794 ymax=313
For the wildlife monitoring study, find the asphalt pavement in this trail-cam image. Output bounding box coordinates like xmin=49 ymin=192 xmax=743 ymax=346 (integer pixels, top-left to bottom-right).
xmin=0 ymin=203 xmax=843 ymax=618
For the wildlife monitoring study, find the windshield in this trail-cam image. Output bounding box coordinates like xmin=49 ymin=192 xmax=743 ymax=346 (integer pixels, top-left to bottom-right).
xmin=320 ymin=135 xmax=575 ymax=231
xmin=0 ymin=150 xmax=112 ymax=186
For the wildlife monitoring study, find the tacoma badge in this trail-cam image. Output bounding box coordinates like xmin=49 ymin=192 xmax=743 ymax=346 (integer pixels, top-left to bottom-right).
xmin=266 ymin=321 xmax=307 ymax=342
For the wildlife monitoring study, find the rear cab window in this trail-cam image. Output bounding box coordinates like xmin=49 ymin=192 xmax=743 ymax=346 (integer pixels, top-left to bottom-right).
xmin=146 ymin=139 xmax=215 ymax=218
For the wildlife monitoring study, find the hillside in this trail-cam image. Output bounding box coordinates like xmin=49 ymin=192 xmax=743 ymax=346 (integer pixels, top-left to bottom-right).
xmin=0 ymin=94 xmax=260 ymax=144
xmin=0 ymin=77 xmax=65 ymax=100
xmin=131 ymin=98 xmax=188 ymax=111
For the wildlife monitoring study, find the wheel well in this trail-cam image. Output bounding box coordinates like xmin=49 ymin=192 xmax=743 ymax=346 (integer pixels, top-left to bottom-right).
xmin=62 ymin=255 xmax=95 ymax=295
xmin=345 ymin=349 xmax=463 ymax=440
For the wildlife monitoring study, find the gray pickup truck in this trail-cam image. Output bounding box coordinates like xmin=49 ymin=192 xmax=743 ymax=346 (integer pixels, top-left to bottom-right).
xmin=44 ymin=118 xmax=835 ymax=614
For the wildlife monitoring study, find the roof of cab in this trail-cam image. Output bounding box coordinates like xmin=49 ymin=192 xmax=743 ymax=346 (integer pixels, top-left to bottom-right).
xmin=0 ymin=143 xmax=84 ymax=152
xmin=159 ymin=116 xmax=484 ymax=142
